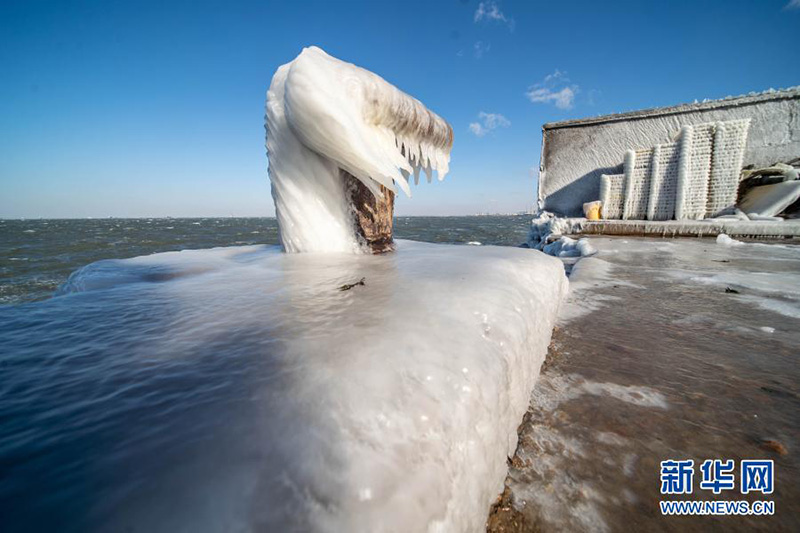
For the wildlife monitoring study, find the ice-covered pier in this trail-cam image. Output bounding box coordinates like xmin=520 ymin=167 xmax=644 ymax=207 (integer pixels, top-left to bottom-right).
xmin=490 ymin=236 xmax=800 ymax=532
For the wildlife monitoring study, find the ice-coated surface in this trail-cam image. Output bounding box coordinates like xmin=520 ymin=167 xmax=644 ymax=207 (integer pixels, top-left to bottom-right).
xmin=495 ymin=236 xmax=800 ymax=532
xmin=739 ymin=181 xmax=800 ymax=218
xmin=266 ymin=47 xmax=453 ymax=253
xmin=0 ymin=241 xmax=567 ymax=532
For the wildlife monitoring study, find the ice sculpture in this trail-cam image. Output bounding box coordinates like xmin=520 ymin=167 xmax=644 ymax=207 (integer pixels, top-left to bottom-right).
xmin=266 ymin=46 xmax=453 ymax=253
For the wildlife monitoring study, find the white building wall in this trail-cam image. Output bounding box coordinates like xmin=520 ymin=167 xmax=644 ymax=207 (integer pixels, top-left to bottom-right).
xmin=539 ymin=88 xmax=800 ymax=217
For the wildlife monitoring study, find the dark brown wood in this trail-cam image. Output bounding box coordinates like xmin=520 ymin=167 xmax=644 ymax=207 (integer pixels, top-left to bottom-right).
xmin=343 ymin=171 xmax=396 ymax=254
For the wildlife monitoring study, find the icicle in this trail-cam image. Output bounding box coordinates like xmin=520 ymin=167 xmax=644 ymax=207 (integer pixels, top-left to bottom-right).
xmin=424 ymin=158 xmax=433 ymax=183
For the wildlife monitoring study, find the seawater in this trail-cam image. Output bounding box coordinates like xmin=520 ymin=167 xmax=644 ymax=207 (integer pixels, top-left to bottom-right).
xmin=0 ymin=216 xmax=532 ymax=305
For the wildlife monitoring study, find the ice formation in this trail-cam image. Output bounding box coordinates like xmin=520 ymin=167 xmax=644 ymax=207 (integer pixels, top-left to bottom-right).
xmin=542 ymin=236 xmax=596 ymax=258
xmin=526 ymin=212 xmax=594 ymax=258
xmin=526 ymin=211 xmax=584 ymax=250
xmin=738 ymin=181 xmax=800 ymax=218
xmin=598 ymin=119 xmax=750 ymax=221
xmin=2 ymin=241 xmax=568 ymax=532
xmin=716 ymin=233 xmax=744 ymax=246
xmin=266 ymin=47 xmax=453 ymax=253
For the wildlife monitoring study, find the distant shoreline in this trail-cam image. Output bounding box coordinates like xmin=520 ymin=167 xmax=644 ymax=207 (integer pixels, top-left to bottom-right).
xmin=0 ymin=214 xmax=534 ymax=221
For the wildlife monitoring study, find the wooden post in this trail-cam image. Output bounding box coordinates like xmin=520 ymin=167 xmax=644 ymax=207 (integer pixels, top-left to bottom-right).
xmin=343 ymin=171 xmax=396 ymax=254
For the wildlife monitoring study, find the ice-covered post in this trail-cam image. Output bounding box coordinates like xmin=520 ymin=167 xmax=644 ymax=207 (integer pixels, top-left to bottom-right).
xmin=265 ymin=46 xmax=453 ymax=254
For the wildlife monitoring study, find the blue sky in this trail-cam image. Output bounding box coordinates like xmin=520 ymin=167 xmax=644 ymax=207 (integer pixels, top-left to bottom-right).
xmin=1 ymin=0 xmax=798 ymax=218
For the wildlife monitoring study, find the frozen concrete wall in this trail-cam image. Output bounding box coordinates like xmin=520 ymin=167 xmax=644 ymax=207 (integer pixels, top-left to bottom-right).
xmin=539 ymin=87 xmax=800 ymax=217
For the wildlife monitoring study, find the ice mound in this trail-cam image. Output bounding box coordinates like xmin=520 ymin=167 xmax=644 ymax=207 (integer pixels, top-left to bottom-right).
xmin=2 ymin=241 xmax=567 ymax=532
xmin=526 ymin=211 xmax=585 ymax=250
xmin=542 ymin=236 xmax=596 ymax=258
xmin=716 ymin=233 xmax=743 ymax=246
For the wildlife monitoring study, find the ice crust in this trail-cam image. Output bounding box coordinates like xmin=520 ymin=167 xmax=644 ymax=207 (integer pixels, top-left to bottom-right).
xmin=49 ymin=241 xmax=568 ymax=532
xmin=266 ymin=47 xmax=453 ymax=253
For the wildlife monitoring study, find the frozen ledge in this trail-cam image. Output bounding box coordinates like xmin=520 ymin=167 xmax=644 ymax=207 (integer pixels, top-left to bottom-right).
xmin=543 ymin=86 xmax=800 ymax=130
xmin=51 ymin=240 xmax=568 ymax=532
xmin=574 ymin=219 xmax=800 ymax=239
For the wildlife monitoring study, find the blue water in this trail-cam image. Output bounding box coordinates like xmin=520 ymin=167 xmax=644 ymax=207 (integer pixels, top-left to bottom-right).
xmin=0 ymin=216 xmax=532 ymax=305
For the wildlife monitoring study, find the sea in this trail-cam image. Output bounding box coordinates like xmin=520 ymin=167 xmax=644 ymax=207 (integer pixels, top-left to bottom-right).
xmin=0 ymin=216 xmax=532 ymax=305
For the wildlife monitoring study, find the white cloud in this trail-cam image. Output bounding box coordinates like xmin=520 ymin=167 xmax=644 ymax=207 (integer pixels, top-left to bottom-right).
xmin=469 ymin=112 xmax=510 ymax=137
xmin=469 ymin=123 xmax=487 ymax=136
xmin=526 ymin=87 xmax=576 ymax=109
xmin=473 ymin=41 xmax=491 ymax=59
xmin=525 ymin=70 xmax=579 ymax=110
xmin=786 ymin=0 xmax=800 ymax=9
xmin=474 ymin=1 xmax=515 ymax=31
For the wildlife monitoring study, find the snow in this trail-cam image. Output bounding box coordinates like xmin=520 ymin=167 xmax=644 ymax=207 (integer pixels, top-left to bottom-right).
xmin=55 ymin=240 xmax=568 ymax=532
xmin=266 ymin=47 xmax=453 ymax=253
